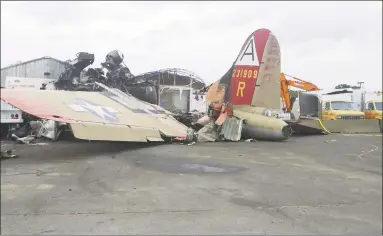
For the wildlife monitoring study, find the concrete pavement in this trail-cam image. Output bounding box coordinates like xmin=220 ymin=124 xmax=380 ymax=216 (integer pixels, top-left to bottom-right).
xmin=1 ymin=134 xmax=382 ymax=235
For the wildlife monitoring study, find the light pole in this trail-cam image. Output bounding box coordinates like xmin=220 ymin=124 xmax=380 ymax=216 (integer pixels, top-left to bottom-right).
xmin=357 ymin=81 xmax=364 ymax=89
xmin=357 ymin=81 xmax=366 ymax=111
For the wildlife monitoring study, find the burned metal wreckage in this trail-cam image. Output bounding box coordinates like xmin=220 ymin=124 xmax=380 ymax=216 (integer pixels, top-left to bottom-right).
xmin=194 ymin=28 xmax=293 ymax=142
xmin=1 ymin=28 xmax=293 ymax=151
xmin=1 ymin=50 xmax=206 ymax=146
xmin=52 ymin=50 xmax=207 ymax=128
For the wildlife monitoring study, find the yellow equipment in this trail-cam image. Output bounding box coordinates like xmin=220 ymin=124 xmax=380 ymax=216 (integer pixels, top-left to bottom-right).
xmin=280 ymin=73 xmax=320 ymax=112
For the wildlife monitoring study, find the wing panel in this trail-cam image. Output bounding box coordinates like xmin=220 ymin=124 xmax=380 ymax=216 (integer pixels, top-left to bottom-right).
xmin=1 ymin=89 xmax=188 ymax=141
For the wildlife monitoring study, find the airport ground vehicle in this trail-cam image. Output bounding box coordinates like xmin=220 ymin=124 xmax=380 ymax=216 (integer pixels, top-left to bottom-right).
xmin=364 ymin=100 xmax=382 ymax=120
xmin=321 ymin=98 xmax=365 ymax=120
xmin=362 ymin=91 xmax=382 ymax=120
xmin=280 ymin=74 xmax=366 ymax=120
xmin=0 ymin=99 xmax=23 ymax=139
xmin=0 ymin=77 xmax=54 ymax=138
xmin=280 ymin=73 xmax=320 ymax=113
xmin=298 ymin=90 xmax=366 ymax=120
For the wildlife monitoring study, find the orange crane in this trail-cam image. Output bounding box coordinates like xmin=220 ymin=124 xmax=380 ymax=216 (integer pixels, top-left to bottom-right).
xmin=280 ymin=73 xmax=320 ymax=112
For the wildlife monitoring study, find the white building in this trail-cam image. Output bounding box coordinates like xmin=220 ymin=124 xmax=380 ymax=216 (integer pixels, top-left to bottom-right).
xmin=1 ymin=56 xmax=68 ymax=87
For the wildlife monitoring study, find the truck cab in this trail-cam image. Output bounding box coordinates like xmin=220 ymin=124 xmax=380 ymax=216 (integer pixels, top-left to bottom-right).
xmin=364 ymin=100 xmax=382 ymax=120
xmin=321 ymin=100 xmax=365 ymax=120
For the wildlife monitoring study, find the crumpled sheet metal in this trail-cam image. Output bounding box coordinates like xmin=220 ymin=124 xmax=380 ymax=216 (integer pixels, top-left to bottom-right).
xmin=197 ymin=123 xmax=217 ymax=142
xmin=206 ymin=82 xmax=226 ymax=103
xmin=220 ymin=117 xmax=243 ymax=141
xmin=196 ymin=115 xmax=211 ymax=126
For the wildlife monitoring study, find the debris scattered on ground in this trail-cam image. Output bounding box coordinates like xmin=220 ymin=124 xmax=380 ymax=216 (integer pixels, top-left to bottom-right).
xmin=35 ymin=120 xmax=64 ymax=141
xmin=1 ymin=47 xmax=301 ymax=146
xmin=219 ymin=116 xmax=243 ymax=141
xmin=244 ymin=139 xmax=256 ymax=142
xmin=173 ymin=128 xmax=197 ymax=145
xmin=11 ymin=134 xmax=36 ymax=144
xmin=186 ymin=128 xmax=196 ymax=142
xmin=170 ymin=109 xmax=206 ymax=131
xmin=196 ymin=115 xmax=211 ymax=126
xmin=197 ymin=123 xmax=218 ymax=142
xmin=325 ymin=139 xmax=336 ymax=143
xmin=31 ymin=143 xmax=50 ymax=146
xmin=10 ymin=134 xmax=50 ymax=146
xmin=0 ymin=148 xmax=18 ymax=160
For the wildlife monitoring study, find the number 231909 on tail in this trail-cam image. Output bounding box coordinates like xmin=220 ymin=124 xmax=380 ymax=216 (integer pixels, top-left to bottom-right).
xmin=232 ymin=69 xmax=258 ymax=79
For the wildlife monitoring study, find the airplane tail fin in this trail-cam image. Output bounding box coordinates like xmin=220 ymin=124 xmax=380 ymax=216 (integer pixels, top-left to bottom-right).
xmin=207 ymin=28 xmax=281 ymax=110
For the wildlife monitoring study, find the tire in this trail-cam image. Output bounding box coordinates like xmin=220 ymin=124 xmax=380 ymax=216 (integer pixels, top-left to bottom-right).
xmin=0 ymin=124 xmax=10 ymax=139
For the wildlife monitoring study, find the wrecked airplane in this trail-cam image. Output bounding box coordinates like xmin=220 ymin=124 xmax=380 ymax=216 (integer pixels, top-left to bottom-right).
xmin=51 ymin=50 xmax=207 ymax=128
xmin=0 ymin=82 xmax=192 ymax=143
xmin=1 ymin=28 xmax=291 ymax=144
xmin=53 ymin=50 xmax=158 ymax=105
xmin=199 ymin=28 xmax=292 ymax=141
xmin=0 ymin=50 xmax=206 ymax=143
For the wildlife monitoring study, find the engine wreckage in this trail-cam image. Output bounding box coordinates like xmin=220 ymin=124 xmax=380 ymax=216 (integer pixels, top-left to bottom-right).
xmin=53 ymin=50 xmax=206 ymax=127
xmin=1 ymin=28 xmax=293 ymax=148
xmin=54 ymin=50 xmax=155 ymax=102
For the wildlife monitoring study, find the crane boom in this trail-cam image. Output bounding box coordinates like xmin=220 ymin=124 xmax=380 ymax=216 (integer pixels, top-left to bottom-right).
xmin=280 ymin=73 xmax=320 ymax=112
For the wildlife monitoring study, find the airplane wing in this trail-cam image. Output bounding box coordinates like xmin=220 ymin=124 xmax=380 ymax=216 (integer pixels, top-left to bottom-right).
xmin=0 ymin=87 xmax=188 ymax=142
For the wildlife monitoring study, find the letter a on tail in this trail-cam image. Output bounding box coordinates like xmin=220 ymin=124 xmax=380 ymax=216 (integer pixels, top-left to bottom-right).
xmin=207 ymin=28 xmax=281 ymax=109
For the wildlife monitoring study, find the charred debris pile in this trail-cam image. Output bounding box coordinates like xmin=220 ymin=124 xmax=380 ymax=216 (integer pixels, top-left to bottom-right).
xmin=53 ymin=50 xmax=206 ymax=127
xmin=2 ymin=50 xmax=209 ymax=145
xmin=1 ymin=49 xmax=293 ymax=149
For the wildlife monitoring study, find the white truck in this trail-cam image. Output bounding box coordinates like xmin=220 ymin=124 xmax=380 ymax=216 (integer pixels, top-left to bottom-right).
xmin=0 ymin=76 xmax=56 ymax=138
xmin=0 ymin=99 xmax=24 ymax=138
xmin=4 ymin=76 xmax=56 ymax=90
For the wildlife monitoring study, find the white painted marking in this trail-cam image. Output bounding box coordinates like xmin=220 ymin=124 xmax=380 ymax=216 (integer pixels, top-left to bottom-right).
xmin=44 ymin=172 xmax=73 ymax=176
xmin=235 ymin=37 xmax=259 ymax=66
xmin=36 ymin=184 xmax=55 ymax=190
xmin=357 ymin=145 xmax=379 ymax=160
xmin=67 ymin=99 xmax=119 ymax=122
xmin=1 ymin=183 xmax=55 ymax=190
xmin=342 ymin=134 xmax=382 ymax=137
xmin=103 ymin=106 xmax=118 ymax=113
xmin=68 ymin=104 xmax=87 ymax=112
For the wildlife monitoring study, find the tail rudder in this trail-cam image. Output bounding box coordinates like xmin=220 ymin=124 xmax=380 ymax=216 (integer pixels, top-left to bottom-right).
xmin=208 ymin=28 xmax=281 ymax=109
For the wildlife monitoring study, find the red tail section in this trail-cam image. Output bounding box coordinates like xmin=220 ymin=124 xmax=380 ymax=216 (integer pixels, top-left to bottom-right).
xmin=229 ymin=29 xmax=272 ymax=105
xmin=207 ymin=28 xmax=281 ymax=109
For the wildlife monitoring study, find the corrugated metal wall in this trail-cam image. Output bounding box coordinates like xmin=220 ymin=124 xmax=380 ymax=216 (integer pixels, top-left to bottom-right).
xmin=1 ymin=57 xmax=67 ymax=87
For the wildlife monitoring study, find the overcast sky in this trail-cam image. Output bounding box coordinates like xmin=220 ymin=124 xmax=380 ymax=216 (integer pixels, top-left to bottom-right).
xmin=1 ymin=1 xmax=382 ymax=90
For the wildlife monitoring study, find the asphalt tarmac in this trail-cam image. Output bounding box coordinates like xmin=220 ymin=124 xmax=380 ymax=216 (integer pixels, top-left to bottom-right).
xmin=1 ymin=134 xmax=382 ymax=235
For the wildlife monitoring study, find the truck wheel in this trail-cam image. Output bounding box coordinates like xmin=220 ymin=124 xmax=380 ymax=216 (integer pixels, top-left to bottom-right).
xmin=0 ymin=124 xmax=10 ymax=139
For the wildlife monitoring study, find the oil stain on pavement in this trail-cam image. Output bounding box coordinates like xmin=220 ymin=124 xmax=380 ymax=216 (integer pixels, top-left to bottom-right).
xmin=131 ymin=156 xmax=247 ymax=174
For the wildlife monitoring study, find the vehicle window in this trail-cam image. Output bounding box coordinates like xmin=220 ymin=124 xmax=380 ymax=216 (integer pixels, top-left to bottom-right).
xmin=331 ymin=101 xmax=353 ymax=110
xmin=368 ymin=103 xmax=374 ymax=110
xmin=375 ymin=102 xmax=382 ymax=111
xmin=325 ymin=102 xmax=331 ymax=110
